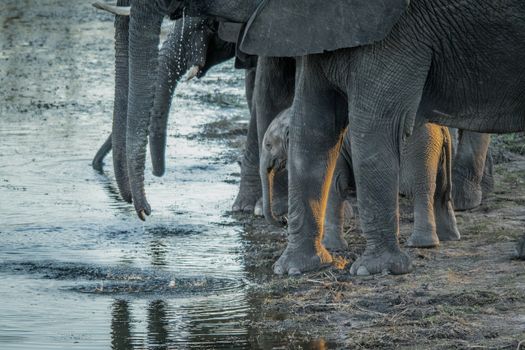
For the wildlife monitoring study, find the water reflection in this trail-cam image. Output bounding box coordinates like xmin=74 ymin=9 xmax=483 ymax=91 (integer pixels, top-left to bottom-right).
xmin=148 ymin=239 xmax=169 ymax=267
xmin=111 ymin=300 xmax=134 ymax=350
xmin=147 ymin=300 xmax=169 ymax=350
xmin=109 ymin=297 xmax=250 ymax=348
xmin=107 ymin=289 xmax=333 ymax=349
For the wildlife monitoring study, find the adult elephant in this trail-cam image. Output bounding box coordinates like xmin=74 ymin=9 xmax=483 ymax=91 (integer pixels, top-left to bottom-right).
xmin=91 ymin=7 xmax=266 ymax=215
xmin=93 ymin=1 xmax=491 ymax=218
xmin=123 ymin=0 xmax=525 ymax=274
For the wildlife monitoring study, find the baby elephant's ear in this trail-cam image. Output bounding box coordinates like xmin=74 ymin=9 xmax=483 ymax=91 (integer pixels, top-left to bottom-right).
xmin=240 ymin=0 xmax=409 ymax=57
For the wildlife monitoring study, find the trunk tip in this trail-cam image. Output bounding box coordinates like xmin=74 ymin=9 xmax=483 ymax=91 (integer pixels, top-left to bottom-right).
xmin=136 ymin=205 xmax=151 ymax=221
xmin=137 ymin=209 xmax=147 ymax=221
xmin=152 ymin=167 xmax=165 ymax=177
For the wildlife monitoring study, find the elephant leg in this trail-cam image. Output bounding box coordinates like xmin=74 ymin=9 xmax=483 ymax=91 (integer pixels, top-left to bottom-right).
xmin=232 ymin=68 xmax=262 ymax=213
xmin=346 ymin=51 xmax=431 ymax=275
xmin=405 ymin=123 xmax=442 ymax=248
xmin=253 ymin=57 xmax=295 ymax=213
xmin=323 ymin=143 xmax=351 ymax=250
xmin=452 ymin=131 xmax=491 ymax=210
xmin=348 ymin=126 xmax=412 ymax=275
xmin=92 ymin=134 xmax=112 ymax=172
xmin=273 ymin=58 xmax=345 ymax=275
xmin=323 ymin=131 xmax=352 ymax=251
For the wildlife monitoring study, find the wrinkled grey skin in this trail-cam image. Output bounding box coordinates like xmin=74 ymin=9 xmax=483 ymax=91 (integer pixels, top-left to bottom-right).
xmin=450 ymin=130 xmax=493 ymax=210
xmin=96 ymin=3 xmax=293 ymax=218
xmin=91 ymin=14 xmax=267 ymax=215
xmin=111 ymin=0 xmax=131 ymax=202
xmin=92 ymin=134 xmax=112 ymax=172
xmin=261 ymin=109 xmax=459 ymax=250
xmin=130 ymin=0 xmax=525 ymax=275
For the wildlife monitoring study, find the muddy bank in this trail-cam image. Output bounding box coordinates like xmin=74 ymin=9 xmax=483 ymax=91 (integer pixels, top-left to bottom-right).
xmin=238 ymin=150 xmax=525 ymax=348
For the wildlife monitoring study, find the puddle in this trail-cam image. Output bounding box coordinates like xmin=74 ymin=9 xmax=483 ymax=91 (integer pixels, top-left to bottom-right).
xmin=0 ymin=1 xmax=331 ymax=348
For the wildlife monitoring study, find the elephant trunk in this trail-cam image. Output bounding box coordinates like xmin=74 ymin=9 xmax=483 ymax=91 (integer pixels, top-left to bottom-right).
xmin=261 ymin=164 xmax=286 ymax=227
xmin=149 ymin=18 xmax=214 ymax=177
xmin=149 ymin=23 xmax=187 ymax=177
xmin=112 ymin=0 xmax=132 ymax=202
xmin=92 ymin=134 xmax=112 ymax=172
xmin=127 ymin=0 xmax=163 ymax=220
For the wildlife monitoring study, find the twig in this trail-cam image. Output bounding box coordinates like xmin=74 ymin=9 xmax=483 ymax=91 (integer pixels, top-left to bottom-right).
xmin=306 ymin=279 xmax=326 ymax=285
xmin=327 ymin=270 xmax=338 ymax=282
xmin=351 ymin=303 xmax=387 ymax=316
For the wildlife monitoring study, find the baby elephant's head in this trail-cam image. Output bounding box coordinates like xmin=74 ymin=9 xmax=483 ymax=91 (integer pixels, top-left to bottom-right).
xmin=260 ymin=109 xmax=291 ymax=227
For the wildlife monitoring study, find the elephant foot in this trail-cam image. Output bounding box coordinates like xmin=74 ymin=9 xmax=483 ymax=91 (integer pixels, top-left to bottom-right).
xmin=516 ymin=234 xmax=525 ymax=260
xmin=232 ymin=190 xmax=260 ymax=213
xmin=481 ymin=173 xmax=494 ymax=197
xmin=406 ymin=230 xmax=440 ymax=248
xmin=481 ymin=151 xmax=495 ymax=196
xmin=350 ymin=246 xmax=413 ymax=276
xmin=435 ymin=202 xmax=461 ymax=242
xmin=452 ymin=178 xmax=482 ymax=211
xmin=436 ymin=220 xmax=461 ymax=242
xmin=273 ymin=238 xmax=332 ymax=275
xmin=322 ymin=230 xmax=349 ymax=251
xmin=253 ymin=198 xmax=263 ymax=217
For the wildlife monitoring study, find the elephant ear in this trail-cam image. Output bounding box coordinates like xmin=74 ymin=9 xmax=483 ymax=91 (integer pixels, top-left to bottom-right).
xmin=240 ymin=0 xmax=409 ymax=57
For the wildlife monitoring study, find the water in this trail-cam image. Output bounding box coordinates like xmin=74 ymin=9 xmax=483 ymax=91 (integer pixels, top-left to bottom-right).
xmin=0 ymin=2 xmax=322 ymax=348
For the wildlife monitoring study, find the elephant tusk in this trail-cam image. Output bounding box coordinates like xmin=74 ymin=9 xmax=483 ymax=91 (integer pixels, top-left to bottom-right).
xmin=186 ymin=65 xmax=201 ymax=81
xmin=92 ymin=2 xmax=131 ymax=16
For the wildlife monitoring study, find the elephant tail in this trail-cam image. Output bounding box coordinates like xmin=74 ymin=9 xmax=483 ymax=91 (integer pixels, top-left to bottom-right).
xmin=439 ymin=127 xmax=453 ymax=206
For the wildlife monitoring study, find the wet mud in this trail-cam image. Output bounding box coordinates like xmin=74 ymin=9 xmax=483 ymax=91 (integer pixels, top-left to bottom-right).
xmin=0 ymin=1 xmax=524 ymax=349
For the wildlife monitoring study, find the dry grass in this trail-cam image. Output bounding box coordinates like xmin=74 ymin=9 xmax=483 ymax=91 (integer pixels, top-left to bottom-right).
xmin=237 ymin=144 xmax=525 ymax=349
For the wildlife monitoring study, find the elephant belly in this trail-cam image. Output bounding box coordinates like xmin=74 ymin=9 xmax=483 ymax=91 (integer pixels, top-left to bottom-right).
xmin=415 ymin=0 xmax=525 ymax=133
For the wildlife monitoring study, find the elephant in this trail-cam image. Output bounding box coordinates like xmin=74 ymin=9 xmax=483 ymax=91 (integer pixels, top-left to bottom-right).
xmin=119 ymin=0 xmax=525 ymax=275
xmin=90 ymin=7 xmax=267 ymax=215
xmin=261 ymin=108 xmax=459 ymax=250
xmin=451 ymin=130 xmax=493 ymax=211
xmin=92 ymin=2 xmax=296 ymax=219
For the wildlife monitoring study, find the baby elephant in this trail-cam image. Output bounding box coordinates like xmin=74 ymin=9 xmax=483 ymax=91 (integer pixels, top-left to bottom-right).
xmin=261 ymin=108 xmax=460 ymax=249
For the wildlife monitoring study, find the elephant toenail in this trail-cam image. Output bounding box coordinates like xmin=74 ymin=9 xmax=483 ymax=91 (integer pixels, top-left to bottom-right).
xmin=356 ymin=266 xmax=370 ymax=276
xmin=288 ymin=267 xmax=301 ymax=276
xmin=273 ymin=264 xmax=284 ymax=275
xmin=253 ymin=206 xmax=263 ymax=216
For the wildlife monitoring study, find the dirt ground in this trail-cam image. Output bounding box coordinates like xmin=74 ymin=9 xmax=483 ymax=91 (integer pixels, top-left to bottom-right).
xmin=237 ymin=136 xmax=525 ymax=349
xmin=1 ymin=0 xmax=524 ymax=349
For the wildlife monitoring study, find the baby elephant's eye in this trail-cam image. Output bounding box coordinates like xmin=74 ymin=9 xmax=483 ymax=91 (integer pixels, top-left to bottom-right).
xmin=265 ymin=142 xmax=272 ymax=150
